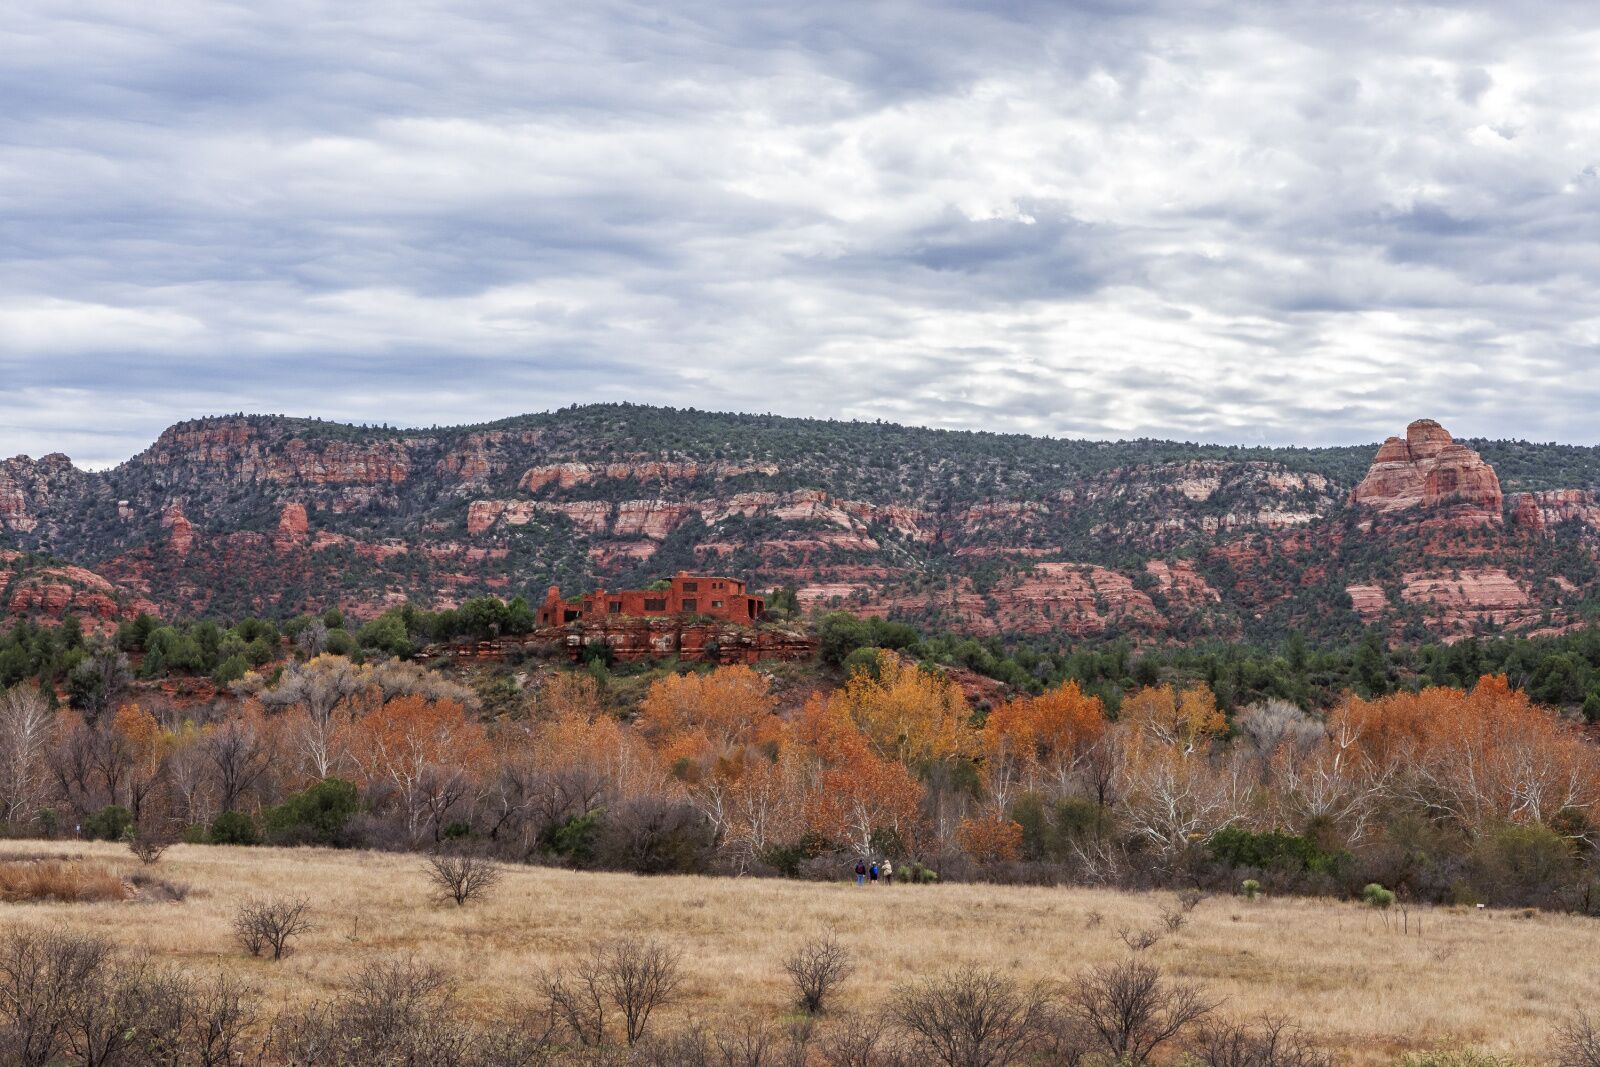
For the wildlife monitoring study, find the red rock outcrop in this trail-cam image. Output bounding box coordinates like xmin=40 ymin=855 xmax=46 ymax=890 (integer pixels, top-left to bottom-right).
xmin=518 ymin=459 xmax=777 ymax=493
xmin=1352 ymin=420 xmax=1502 ymax=524
xmin=1145 ymin=560 xmax=1224 ymax=612
xmin=274 ymin=502 xmax=310 ymax=551
xmin=467 ymin=499 xmax=611 ymax=535
xmin=612 ymin=500 xmax=696 ymax=540
xmin=1510 ymin=490 xmax=1600 ymax=533
xmin=144 ymin=421 xmax=410 ymax=485
xmin=1399 ymin=567 xmax=1536 ymax=633
xmin=1345 ymin=584 xmax=1389 ymax=622
xmin=839 ymin=501 xmax=934 ymax=542
xmin=3 ymin=564 xmax=156 ymax=630
xmin=0 ymin=453 xmax=82 ymax=534
xmin=162 ymin=505 xmax=195 ymax=557
xmin=795 ymin=562 xmax=1177 ymax=638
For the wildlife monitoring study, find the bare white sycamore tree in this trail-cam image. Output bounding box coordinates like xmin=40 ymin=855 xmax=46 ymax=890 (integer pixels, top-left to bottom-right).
xmin=0 ymin=686 xmax=53 ymax=827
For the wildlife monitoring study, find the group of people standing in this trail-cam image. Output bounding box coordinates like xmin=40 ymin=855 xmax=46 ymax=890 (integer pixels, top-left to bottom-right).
xmin=853 ymin=858 xmax=892 ymax=886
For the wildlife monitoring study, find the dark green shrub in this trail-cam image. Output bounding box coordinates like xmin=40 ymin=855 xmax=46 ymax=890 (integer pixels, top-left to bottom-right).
xmin=841 ymin=646 xmax=884 ymax=680
xmin=1209 ymin=827 xmax=1348 ymax=876
xmin=263 ymin=777 xmax=362 ymax=846
xmin=1469 ymin=823 xmax=1576 ymax=907
xmin=210 ymin=810 xmax=259 ymax=846
xmin=549 ymin=809 xmax=605 ymax=866
xmin=83 ymin=804 xmax=133 ymax=841
xmin=760 ymin=832 xmax=830 ymax=878
xmin=323 ymin=629 xmax=357 ymax=656
xmin=212 ymin=653 xmax=249 ymax=685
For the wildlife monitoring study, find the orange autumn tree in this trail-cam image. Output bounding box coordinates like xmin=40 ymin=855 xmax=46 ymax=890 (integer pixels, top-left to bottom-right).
xmin=535 ymin=671 xmax=606 ymax=722
xmin=639 ymin=665 xmax=781 ymax=761
xmin=982 ymin=680 xmax=1106 ymax=810
xmin=111 ymin=703 xmax=167 ymax=826
xmin=807 ymin=733 xmax=923 ymax=860
xmin=349 ymin=695 xmax=489 ymax=844
xmin=793 ymin=687 xmax=926 ymax=859
xmin=639 ymin=667 xmax=792 ymax=862
xmin=1340 ymin=675 xmax=1600 ymax=834
xmin=535 ymin=698 xmax=663 ymax=803
xmin=956 ymin=812 xmax=1024 ymax=865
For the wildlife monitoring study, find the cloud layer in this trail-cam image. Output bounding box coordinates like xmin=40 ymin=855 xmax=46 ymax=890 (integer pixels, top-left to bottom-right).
xmin=4 ymin=1 xmax=1599 ymax=465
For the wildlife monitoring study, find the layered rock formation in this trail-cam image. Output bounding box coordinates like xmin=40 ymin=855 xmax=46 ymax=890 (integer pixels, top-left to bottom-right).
xmin=1 ymin=406 xmax=1596 ymax=643
xmin=1351 ymin=419 xmax=1503 ymax=524
xmin=1510 ymin=490 xmax=1600 ymax=533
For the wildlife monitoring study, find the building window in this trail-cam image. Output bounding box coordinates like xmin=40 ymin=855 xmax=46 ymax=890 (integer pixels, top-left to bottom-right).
xmin=682 ymin=581 xmax=698 ymax=591
xmin=682 ymin=599 xmax=697 ymax=612
xmin=608 ymin=601 xmax=621 ymax=614
xmin=563 ymin=609 xmax=580 ymax=622
xmin=643 ymin=598 xmax=667 ymax=611
xmin=711 ymin=600 xmax=723 ymax=609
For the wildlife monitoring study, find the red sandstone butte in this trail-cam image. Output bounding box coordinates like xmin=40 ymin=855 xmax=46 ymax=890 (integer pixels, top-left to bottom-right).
xmin=1351 ymin=419 xmax=1502 ymax=524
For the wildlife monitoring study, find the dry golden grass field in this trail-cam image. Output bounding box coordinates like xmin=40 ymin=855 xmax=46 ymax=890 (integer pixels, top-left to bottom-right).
xmin=1 ymin=840 xmax=1596 ymax=1064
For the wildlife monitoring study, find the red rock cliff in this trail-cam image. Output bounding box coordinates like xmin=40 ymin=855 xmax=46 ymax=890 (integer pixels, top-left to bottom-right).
xmin=1351 ymin=419 xmax=1502 ymax=524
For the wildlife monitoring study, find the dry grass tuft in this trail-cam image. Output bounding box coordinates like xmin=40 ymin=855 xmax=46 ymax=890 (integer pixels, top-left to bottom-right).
xmin=0 ymin=858 xmax=130 ymax=903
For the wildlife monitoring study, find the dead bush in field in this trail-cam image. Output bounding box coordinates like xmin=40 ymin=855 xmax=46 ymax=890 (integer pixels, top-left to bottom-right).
xmin=1 ymin=936 xmax=260 ymax=1067
xmin=0 ymin=928 xmax=112 ymax=1067
xmin=541 ymin=939 xmax=683 ymax=1048
xmin=1558 ymin=1010 xmax=1600 ymax=1067
xmin=783 ymin=930 xmax=855 ymax=1015
xmin=232 ymin=896 xmax=313 ymax=960
xmin=629 ymin=1024 xmax=712 ymax=1067
xmin=271 ymin=956 xmax=553 ymax=1066
xmin=603 ymin=939 xmax=683 ymax=1047
xmin=426 ymin=851 xmax=504 ymax=906
xmin=175 ymin=972 xmax=264 ymax=1067
xmin=128 ymin=869 xmax=191 ymax=903
xmin=816 ymin=1015 xmax=906 ymax=1067
xmin=1116 ymin=924 xmax=1163 ymax=952
xmin=125 ymin=819 xmax=179 ymax=866
xmin=1066 ymin=959 xmax=1214 ymax=1065
xmin=890 ymin=967 xmax=1052 ymax=1067
xmin=0 ymin=860 xmax=129 ymax=903
xmin=538 ymin=958 xmax=607 ymax=1048
xmin=714 ymin=1018 xmax=777 ymax=1067
xmin=1184 ymin=1015 xmax=1332 ymax=1067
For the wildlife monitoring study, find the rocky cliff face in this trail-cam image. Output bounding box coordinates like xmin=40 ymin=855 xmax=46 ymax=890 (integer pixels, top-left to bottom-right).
xmin=1510 ymin=490 xmax=1600 ymax=533
xmin=0 ymin=407 xmax=1596 ymax=644
xmin=1351 ymin=419 xmax=1504 ymax=525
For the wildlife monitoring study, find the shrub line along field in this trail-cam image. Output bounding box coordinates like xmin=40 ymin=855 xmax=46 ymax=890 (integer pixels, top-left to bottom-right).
xmin=1 ymin=841 xmax=1594 ymax=1064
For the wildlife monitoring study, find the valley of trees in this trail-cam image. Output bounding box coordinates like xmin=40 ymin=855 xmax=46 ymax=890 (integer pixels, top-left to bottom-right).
xmin=4 ymin=601 xmax=1600 ymax=913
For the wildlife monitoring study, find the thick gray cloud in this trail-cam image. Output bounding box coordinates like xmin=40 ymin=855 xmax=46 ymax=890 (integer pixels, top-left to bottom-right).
xmin=3 ymin=0 xmax=1599 ymax=466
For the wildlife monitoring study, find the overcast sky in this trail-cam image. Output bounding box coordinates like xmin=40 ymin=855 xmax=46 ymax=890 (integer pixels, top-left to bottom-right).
xmin=3 ymin=1 xmax=1599 ymax=466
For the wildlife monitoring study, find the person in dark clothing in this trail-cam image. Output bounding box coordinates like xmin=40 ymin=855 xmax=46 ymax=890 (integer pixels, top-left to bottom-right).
xmin=869 ymin=861 xmax=879 ymax=884
xmin=854 ymin=860 xmax=867 ymax=886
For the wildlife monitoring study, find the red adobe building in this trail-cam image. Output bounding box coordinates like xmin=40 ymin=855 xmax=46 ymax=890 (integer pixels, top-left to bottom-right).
xmin=536 ymin=571 xmax=764 ymax=626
